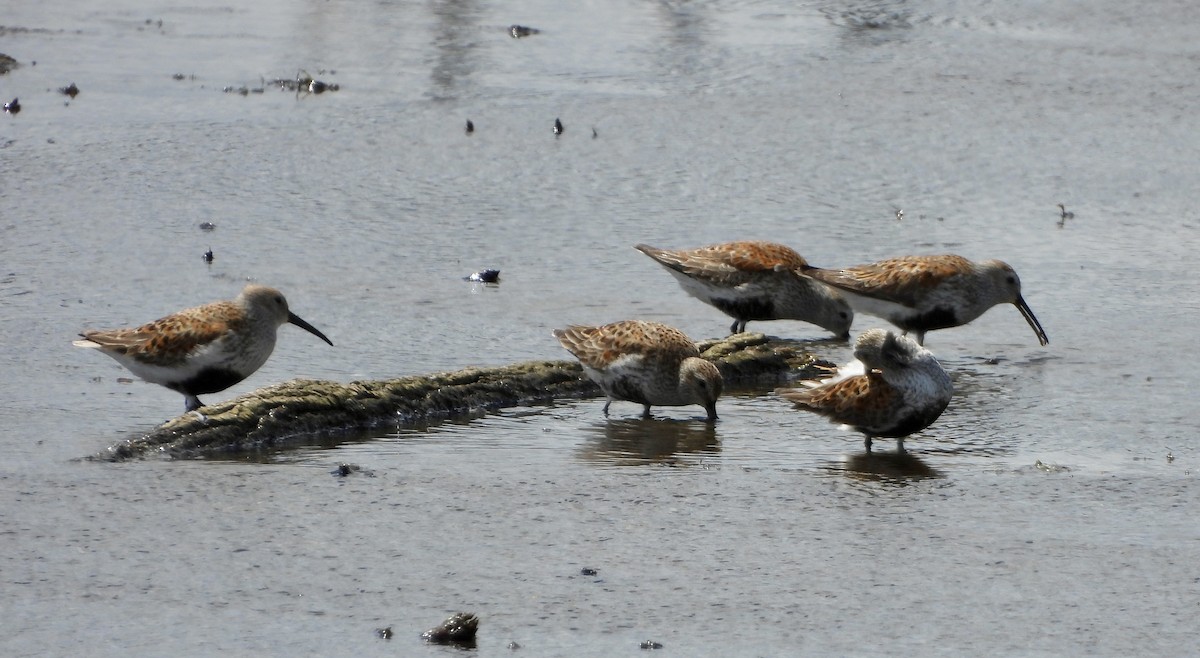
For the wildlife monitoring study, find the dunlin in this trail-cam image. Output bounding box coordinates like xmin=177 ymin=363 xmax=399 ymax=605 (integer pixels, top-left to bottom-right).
xmin=74 ymin=285 xmax=333 ymax=412
xmin=802 ymin=254 xmax=1048 ymax=346
xmin=553 ymin=320 xmax=723 ymax=421
xmin=778 ymin=329 xmax=953 ymax=452
xmin=635 ymin=241 xmax=853 ymax=337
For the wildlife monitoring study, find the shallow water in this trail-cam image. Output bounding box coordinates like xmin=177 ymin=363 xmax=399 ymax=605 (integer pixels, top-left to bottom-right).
xmin=2 ymin=0 xmax=1198 ymax=655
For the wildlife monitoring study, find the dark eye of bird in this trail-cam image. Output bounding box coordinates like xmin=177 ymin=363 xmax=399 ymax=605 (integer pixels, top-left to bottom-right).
xmin=1006 ymin=276 xmax=1016 ymax=285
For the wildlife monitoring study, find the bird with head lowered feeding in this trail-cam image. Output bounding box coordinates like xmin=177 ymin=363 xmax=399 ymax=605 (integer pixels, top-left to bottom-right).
xmin=802 ymin=254 xmax=1048 ymax=346
xmin=553 ymin=320 xmax=723 ymax=421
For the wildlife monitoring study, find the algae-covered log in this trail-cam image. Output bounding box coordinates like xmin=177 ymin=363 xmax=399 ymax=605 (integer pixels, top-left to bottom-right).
xmin=92 ymin=333 xmax=831 ymax=461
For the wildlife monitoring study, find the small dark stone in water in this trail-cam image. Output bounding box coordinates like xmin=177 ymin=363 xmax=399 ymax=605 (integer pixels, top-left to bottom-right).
xmin=199 ymin=221 xmax=216 ymax=231
xmin=4 ymin=98 xmax=19 ymax=115
xmin=0 ymin=53 xmax=18 ymax=75
xmin=507 ymin=641 xmax=521 ymax=650
xmin=580 ymin=567 xmax=598 ymax=576
xmin=376 ymin=626 xmax=393 ymax=639
xmin=640 ymin=640 xmax=664 ymax=650
xmin=465 ymin=119 xmax=474 ymax=134
xmin=510 ymin=25 xmax=540 ymax=38
xmin=331 ymin=462 xmax=359 ymax=477
xmin=467 ymin=269 xmax=500 ymax=283
xmin=282 ymin=71 xmax=340 ymax=95
xmin=202 ymin=248 xmax=214 ymax=263
xmin=59 ymin=83 xmax=80 ymax=98
xmin=422 ymin=612 xmax=479 ymax=645
xmin=553 ymin=118 xmax=563 ymax=135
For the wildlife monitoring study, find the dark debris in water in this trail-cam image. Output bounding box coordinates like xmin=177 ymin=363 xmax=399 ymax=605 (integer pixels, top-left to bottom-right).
xmin=216 ymin=71 xmax=339 ymax=97
xmin=223 ymin=78 xmax=265 ymax=96
xmin=422 ymin=612 xmax=479 ymax=646
xmin=1033 ymin=459 xmax=1070 ymax=473
xmin=467 ymin=269 xmax=500 ymax=283
xmin=274 ymin=70 xmax=340 ymax=95
xmin=579 ymin=567 xmax=598 ymax=576
xmin=58 ymin=83 xmax=79 ymax=98
xmin=375 ymin=626 xmax=393 ymax=640
xmin=509 ymin=25 xmax=540 ymax=38
xmin=202 ymin=248 xmax=214 ymax=263
xmin=199 ymin=221 xmax=216 ymax=232
xmin=640 ymin=640 xmax=664 ymax=650
xmin=331 ymin=463 xmax=375 ymax=478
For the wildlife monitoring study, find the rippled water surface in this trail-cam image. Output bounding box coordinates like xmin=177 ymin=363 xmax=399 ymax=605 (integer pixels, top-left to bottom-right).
xmin=2 ymin=0 xmax=1198 ymax=655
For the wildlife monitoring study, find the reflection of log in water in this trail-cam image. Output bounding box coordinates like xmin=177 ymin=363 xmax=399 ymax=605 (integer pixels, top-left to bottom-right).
xmin=93 ymin=333 xmax=828 ymax=461
xmin=577 ymin=419 xmax=719 ymax=466
xmin=840 ymin=451 xmax=939 ymax=479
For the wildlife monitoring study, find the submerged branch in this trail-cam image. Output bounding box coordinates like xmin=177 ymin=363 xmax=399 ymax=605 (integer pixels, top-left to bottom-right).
xmin=91 ymin=333 xmax=830 ymax=461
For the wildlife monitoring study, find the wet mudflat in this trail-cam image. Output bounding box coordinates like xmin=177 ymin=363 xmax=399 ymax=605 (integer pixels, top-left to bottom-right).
xmin=2 ymin=0 xmax=1198 ymax=655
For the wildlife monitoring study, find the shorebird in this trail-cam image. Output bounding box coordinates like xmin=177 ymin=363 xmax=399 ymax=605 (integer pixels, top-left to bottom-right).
xmin=778 ymin=328 xmax=953 ymax=452
xmin=553 ymin=320 xmax=723 ymax=421
xmin=635 ymin=241 xmax=853 ymax=338
xmin=74 ymin=285 xmax=333 ymax=412
xmin=802 ymin=254 xmax=1048 ymax=346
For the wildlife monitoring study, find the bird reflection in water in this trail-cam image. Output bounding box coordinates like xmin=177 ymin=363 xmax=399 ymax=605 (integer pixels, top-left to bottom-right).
xmin=838 ymin=450 xmax=940 ymax=480
xmin=576 ymin=418 xmax=719 ymax=467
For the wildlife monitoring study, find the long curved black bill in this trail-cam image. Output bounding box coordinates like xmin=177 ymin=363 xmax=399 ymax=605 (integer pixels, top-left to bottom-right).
xmin=1015 ymin=296 xmax=1048 ymax=346
xmin=288 ymin=311 xmax=334 ymax=346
